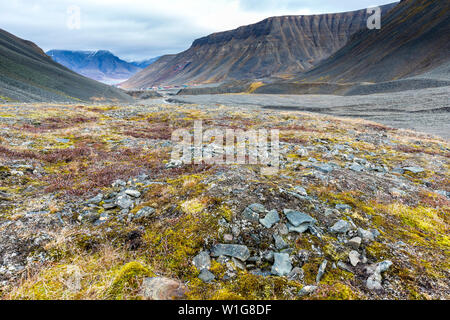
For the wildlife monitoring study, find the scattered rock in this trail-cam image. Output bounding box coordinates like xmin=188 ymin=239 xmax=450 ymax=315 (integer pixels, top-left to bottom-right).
xmin=348 ymin=237 xmax=362 ymax=249
xmin=271 ymin=253 xmax=292 ymax=277
xmin=330 ymin=220 xmax=351 ymax=234
xmin=259 ymin=209 xmax=280 ymax=229
xmin=403 ymin=166 xmax=425 ymax=174
xmin=198 ymin=269 xmax=215 ymax=283
xmin=87 ymin=193 xmax=103 ymax=205
xmin=134 ymin=207 xmax=155 ymax=219
xmin=366 ymin=260 xmax=393 ymax=291
xmin=125 ymin=189 xmax=141 ymax=198
xmin=116 ymin=194 xmax=134 ymax=210
xmin=316 ymin=260 xmax=328 ymax=283
xmin=293 ymin=186 xmax=308 ymax=196
xmin=287 ymin=267 xmax=304 ymax=281
xmin=337 ymin=261 xmax=353 ymax=273
xmin=273 ymin=234 xmax=289 ymax=250
xmin=193 ymin=251 xmax=211 ymax=271
xmin=284 ymin=210 xmax=315 ymax=227
xmin=142 ymin=277 xmax=187 ymax=300
xmin=210 ymin=244 xmax=250 ymax=262
xmin=243 ymin=203 xmax=266 ymax=222
xmin=298 ymin=285 xmax=318 ymax=297
xmin=349 ymin=251 xmax=361 ymax=267
xmin=335 ymin=204 xmax=352 ymax=211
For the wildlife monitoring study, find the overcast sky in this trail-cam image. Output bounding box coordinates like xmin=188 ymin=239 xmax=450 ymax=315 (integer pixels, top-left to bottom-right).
xmin=0 ymin=0 xmax=396 ymax=61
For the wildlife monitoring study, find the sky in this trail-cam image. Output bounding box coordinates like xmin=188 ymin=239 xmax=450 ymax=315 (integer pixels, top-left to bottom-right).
xmin=0 ymin=0 xmax=396 ymax=61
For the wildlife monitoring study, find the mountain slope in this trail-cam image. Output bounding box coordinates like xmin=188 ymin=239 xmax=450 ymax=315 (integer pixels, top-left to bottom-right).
xmin=121 ymin=3 xmax=397 ymax=89
xmin=129 ymin=57 xmax=161 ymax=69
xmin=300 ymin=0 xmax=450 ymax=83
xmin=47 ymin=50 xmax=147 ymax=84
xmin=0 ymin=29 xmax=133 ymax=103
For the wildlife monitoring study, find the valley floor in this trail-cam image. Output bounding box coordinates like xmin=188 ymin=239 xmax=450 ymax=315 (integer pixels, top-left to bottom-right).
xmin=0 ymin=101 xmax=448 ymax=300
xmin=170 ymin=85 xmax=450 ymax=140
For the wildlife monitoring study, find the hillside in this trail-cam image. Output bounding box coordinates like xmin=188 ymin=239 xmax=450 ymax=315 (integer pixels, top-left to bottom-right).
xmin=299 ymin=0 xmax=450 ymax=83
xmin=0 ymin=29 xmax=133 ymax=103
xmin=120 ymin=3 xmax=397 ymax=89
xmin=47 ymin=50 xmax=154 ymax=84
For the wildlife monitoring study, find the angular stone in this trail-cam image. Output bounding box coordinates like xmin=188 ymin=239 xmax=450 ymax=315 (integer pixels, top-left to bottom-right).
xmin=193 ymin=251 xmax=211 ymax=271
xmin=248 ymin=203 xmax=266 ymax=214
xmin=348 ymin=237 xmax=362 ymax=249
xmin=316 ymin=260 xmax=328 ymax=283
xmin=293 ymin=186 xmax=307 ymax=196
xmin=403 ymin=166 xmax=425 ymax=174
xmin=116 ymin=194 xmax=134 ymax=210
xmin=87 ymin=193 xmax=103 ymax=205
xmin=350 ymin=163 xmax=365 ymax=172
xmin=335 ymin=204 xmax=352 ymax=211
xmin=312 ymin=163 xmax=333 ymax=174
xmin=298 ymin=285 xmax=318 ymax=297
xmin=141 ymin=277 xmax=187 ymax=300
xmin=287 ymin=223 xmax=309 ymax=234
xmin=349 ymin=251 xmax=361 ymax=267
xmin=284 ymin=210 xmax=315 ymax=227
xmin=243 ymin=204 xmax=266 ymax=222
xmin=135 ymin=207 xmax=155 ymax=219
xmin=259 ymin=210 xmax=280 ymax=229
xmin=273 ymin=234 xmax=289 ymax=250
xmin=288 ymin=267 xmax=304 ymax=281
xmin=198 ymin=269 xmax=215 ymax=283
xmin=337 ymin=261 xmax=353 ymax=273
xmin=330 ymin=220 xmax=350 ymax=234
xmin=271 ymin=253 xmax=292 ymax=277
xmin=211 ymin=244 xmax=250 ymax=261
xmin=377 ymin=260 xmax=393 ymax=273
xmin=125 ymin=189 xmax=141 ymax=198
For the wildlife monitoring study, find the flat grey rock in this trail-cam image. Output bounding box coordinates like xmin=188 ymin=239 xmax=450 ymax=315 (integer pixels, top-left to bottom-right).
xmin=284 ymin=210 xmax=314 ymax=227
xmin=273 ymin=234 xmax=289 ymax=250
xmin=193 ymin=251 xmax=211 ymax=271
xmin=316 ymin=260 xmax=328 ymax=283
xmin=211 ymin=244 xmax=250 ymax=261
xmin=198 ymin=269 xmax=215 ymax=283
xmin=330 ymin=220 xmax=350 ymax=234
xmin=259 ymin=209 xmax=280 ymax=228
xmin=271 ymin=253 xmax=292 ymax=277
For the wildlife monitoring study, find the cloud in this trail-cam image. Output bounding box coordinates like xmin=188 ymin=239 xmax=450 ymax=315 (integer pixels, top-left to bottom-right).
xmin=0 ymin=0 xmax=397 ymax=60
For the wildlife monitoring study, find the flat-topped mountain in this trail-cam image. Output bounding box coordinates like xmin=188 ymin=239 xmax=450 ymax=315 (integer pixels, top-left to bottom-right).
xmin=0 ymin=29 xmax=133 ymax=102
xmin=121 ymin=3 xmax=397 ymax=89
xmin=47 ymin=50 xmax=157 ymax=84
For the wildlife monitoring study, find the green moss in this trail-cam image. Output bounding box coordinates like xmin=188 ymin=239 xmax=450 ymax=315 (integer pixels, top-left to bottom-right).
xmin=106 ymin=261 xmax=154 ymax=300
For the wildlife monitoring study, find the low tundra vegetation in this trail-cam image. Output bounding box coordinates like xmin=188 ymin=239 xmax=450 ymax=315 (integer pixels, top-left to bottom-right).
xmin=0 ymin=102 xmax=448 ymax=300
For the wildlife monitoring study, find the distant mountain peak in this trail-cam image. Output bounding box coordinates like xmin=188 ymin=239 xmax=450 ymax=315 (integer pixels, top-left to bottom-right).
xmin=46 ymin=49 xmax=158 ymax=85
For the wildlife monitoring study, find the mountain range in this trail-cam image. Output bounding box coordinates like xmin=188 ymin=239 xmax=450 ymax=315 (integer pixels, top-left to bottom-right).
xmin=120 ymin=3 xmax=398 ymax=89
xmin=46 ymin=50 xmax=159 ymax=85
xmin=0 ymin=29 xmax=132 ymax=103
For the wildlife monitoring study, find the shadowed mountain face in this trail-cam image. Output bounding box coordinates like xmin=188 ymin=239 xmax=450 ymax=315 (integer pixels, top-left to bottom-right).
xmin=300 ymin=0 xmax=450 ymax=83
xmin=0 ymin=29 xmax=133 ymax=103
xmin=121 ymin=3 xmax=397 ymax=89
xmin=46 ymin=50 xmax=156 ymax=84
